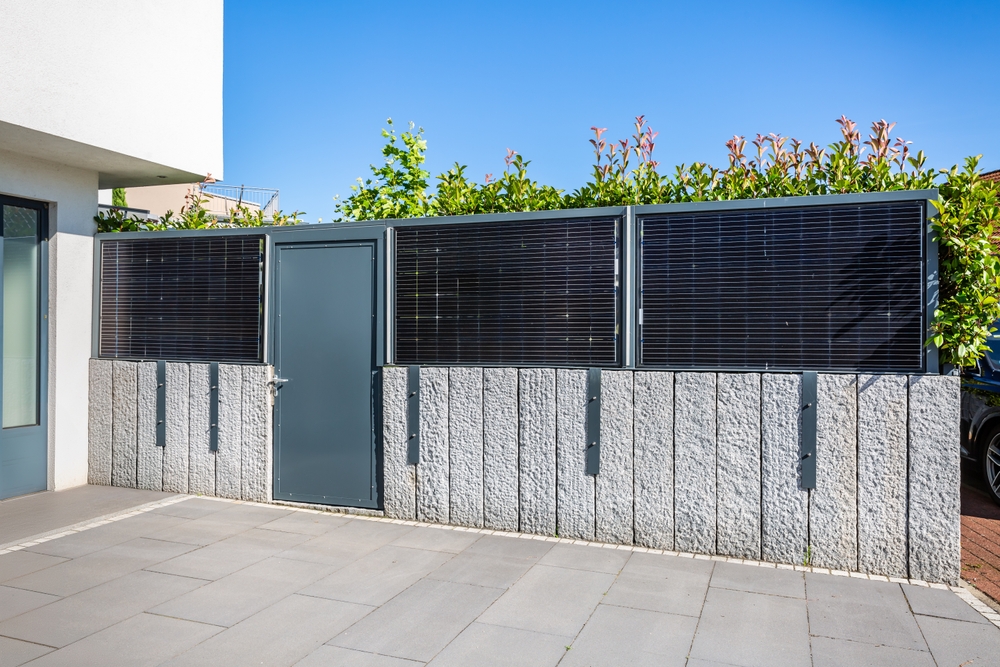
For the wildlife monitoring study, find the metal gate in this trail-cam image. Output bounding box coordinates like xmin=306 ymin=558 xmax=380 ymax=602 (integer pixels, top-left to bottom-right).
xmin=270 ymin=225 xmax=385 ymax=507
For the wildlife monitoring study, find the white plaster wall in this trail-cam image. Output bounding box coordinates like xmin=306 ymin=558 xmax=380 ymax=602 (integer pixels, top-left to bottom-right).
xmin=0 ymin=0 xmax=223 ymax=181
xmin=0 ymin=148 xmax=98 ymax=491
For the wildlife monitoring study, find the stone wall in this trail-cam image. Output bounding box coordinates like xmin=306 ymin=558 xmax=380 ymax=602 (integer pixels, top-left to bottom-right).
xmin=88 ymin=359 xmax=272 ymax=503
xmin=383 ymin=367 xmax=962 ymax=584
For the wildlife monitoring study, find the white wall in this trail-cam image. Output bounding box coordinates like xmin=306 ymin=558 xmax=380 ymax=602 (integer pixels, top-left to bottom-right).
xmin=0 ymin=148 xmax=98 ymax=490
xmin=0 ymin=0 xmax=223 ymax=184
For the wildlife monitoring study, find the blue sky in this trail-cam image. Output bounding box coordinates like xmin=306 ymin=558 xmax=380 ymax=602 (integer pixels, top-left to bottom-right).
xmin=223 ymin=1 xmax=1000 ymax=223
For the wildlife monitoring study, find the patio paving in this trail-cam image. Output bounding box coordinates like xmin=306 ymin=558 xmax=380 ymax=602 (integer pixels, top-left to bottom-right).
xmin=0 ymin=487 xmax=998 ymax=666
xmin=962 ymin=482 xmax=1000 ymax=607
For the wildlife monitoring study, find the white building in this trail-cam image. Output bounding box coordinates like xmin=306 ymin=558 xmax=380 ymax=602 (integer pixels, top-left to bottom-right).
xmin=0 ymin=0 xmax=223 ymax=499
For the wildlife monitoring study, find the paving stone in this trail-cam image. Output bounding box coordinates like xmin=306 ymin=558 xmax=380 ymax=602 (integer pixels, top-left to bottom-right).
xmin=483 ymin=367 xmax=519 ymax=532
xmin=389 ymin=525 xmax=480 ymax=554
xmin=26 ymin=512 xmax=187 ymax=559
xmin=518 ymin=368 xmax=556 ymax=536
xmin=908 ymin=374 xmax=961 ymax=584
xmin=296 ymin=646 xmax=422 ymax=667
xmin=188 ymin=363 xmax=216 ymax=496
xmin=633 ymin=371 xmax=674 ymax=550
xmin=538 ymin=542 xmax=630 ymax=574
xmin=330 ymin=578 xmax=502 ymax=662
xmin=689 ymin=587 xmax=811 ymax=667
xmin=215 ymin=364 xmax=243 ymax=500
xmin=901 ymin=583 xmax=989 ymax=624
xmin=809 ymin=374 xmax=857 ymax=572
xmin=88 ymin=359 xmax=113 ymax=486
xmin=241 ymin=364 xmax=272 ymax=502
xmin=147 ymin=527 xmax=311 ymax=581
xmin=709 ymin=561 xmax=804 ymax=599
xmin=556 ymin=369 xmax=594 ymax=540
xmin=562 ymin=604 xmax=698 ymax=667
xmin=761 ymin=373 xmax=807 ymax=566
xmin=382 ymin=366 xmax=415 ymax=520
xmin=810 ymin=636 xmax=935 ymax=667
xmin=258 ymin=511 xmax=349 ymax=537
xmin=716 ymin=373 xmax=761 ymax=560
xmin=427 ymin=551 xmax=537 ymax=589
xmin=0 ymin=551 xmax=68 ymax=583
xmin=597 ymin=370 xmax=634 ymax=544
xmin=463 ymin=533 xmax=553 ymax=561
xmin=674 ymin=373 xmax=716 ymax=554
xmin=914 ymin=613 xmax=1000 ymax=667
xmin=429 ymin=622 xmax=567 ymax=667
xmin=0 ymin=584 xmax=58 ymax=623
xmin=448 ymin=367 xmax=483 ymax=528
xmin=857 ymin=374 xmax=908 ymax=578
xmin=417 ymin=367 xmax=449 ymax=524
xmin=111 ymin=360 xmax=138 ymax=489
xmin=135 ymin=362 xmax=161 ymax=492
xmin=0 ymin=636 xmax=52 ymax=666
xmin=162 ymin=362 xmax=190 ymax=494
xmin=605 ymin=554 xmax=714 ymax=618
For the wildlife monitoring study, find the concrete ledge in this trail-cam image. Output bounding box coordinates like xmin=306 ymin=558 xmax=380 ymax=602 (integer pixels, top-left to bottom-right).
xmin=449 ymin=367 xmax=484 ymax=528
xmin=483 ymin=368 xmax=519 ymax=532
xmin=135 ymin=362 xmax=161 ymax=492
xmin=382 ymin=366 xmax=415 ymax=520
xmin=633 ymin=371 xmax=674 ymax=550
xmin=556 ymin=369 xmax=593 ymax=540
xmin=674 ymin=372 xmax=717 ymax=554
xmin=417 ymin=367 xmax=449 ymax=524
xmin=761 ymin=373 xmax=807 ymax=565
xmin=88 ymin=359 xmax=112 ymax=486
xmin=597 ymin=370 xmax=633 ymax=544
xmin=111 ymin=361 xmax=138 ymax=489
xmin=519 ymin=368 xmax=556 ymax=535
xmin=717 ymin=373 xmax=761 ymax=560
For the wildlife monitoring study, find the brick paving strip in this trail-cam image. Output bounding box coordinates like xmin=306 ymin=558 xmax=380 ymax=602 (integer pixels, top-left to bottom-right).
xmin=961 ymin=484 xmax=1000 ymax=612
xmin=4 ymin=492 xmax=1000 ymax=632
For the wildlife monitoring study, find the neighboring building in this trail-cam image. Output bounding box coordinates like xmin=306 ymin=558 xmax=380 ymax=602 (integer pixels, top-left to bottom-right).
xmin=101 ymin=183 xmax=279 ymax=220
xmin=983 ymin=169 xmax=1000 ymax=182
xmin=0 ymin=0 xmax=223 ymax=499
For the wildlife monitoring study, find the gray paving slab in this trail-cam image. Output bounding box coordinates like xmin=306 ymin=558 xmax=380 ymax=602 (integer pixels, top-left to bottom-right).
xmin=147 ymin=527 xmax=312 ymax=580
xmin=709 ymin=561 xmax=805 ymax=599
xmin=148 ymin=556 xmax=335 ymax=627
xmin=26 ymin=512 xmax=188 ymax=559
xmin=427 ymin=622 xmax=567 ymax=667
xmin=0 ymin=551 xmax=67 ymax=583
xmin=914 ymin=614 xmax=1000 ymax=667
xmin=0 ymin=569 xmax=204 ymax=648
xmin=426 ymin=551 xmax=536 ymax=589
xmin=603 ymin=558 xmax=713 ymax=618
xmin=298 ymin=545 xmax=452 ymax=606
xmin=477 ymin=564 xmax=616 ymax=637
xmin=257 ymin=510 xmax=350 ymax=536
xmin=276 ymin=520 xmax=414 ymax=567
xmin=562 ymin=604 xmax=698 ymax=667
xmin=809 ymin=636 xmax=935 ymax=667
xmin=21 ymin=612 xmax=222 ymax=667
xmin=0 ymin=584 xmax=58 ymax=622
xmin=537 ymin=542 xmax=630 ymax=574
xmin=902 ymin=583 xmax=991 ymax=624
xmin=389 ymin=525 xmax=481 ymax=553
xmin=0 ymin=636 xmax=52 ymax=667
xmin=297 ymin=645 xmax=425 ymax=666
xmin=463 ymin=533 xmax=553 ymax=561
xmin=330 ymin=578 xmax=502 ymax=663
xmin=689 ymin=586 xmax=811 ymax=667
xmin=160 ymin=594 xmax=372 ymax=667
xmin=149 ymin=497 xmax=227 ymax=520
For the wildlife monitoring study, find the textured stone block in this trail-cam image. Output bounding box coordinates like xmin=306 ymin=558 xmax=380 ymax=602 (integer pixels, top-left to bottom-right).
xmin=519 ymin=368 xmax=557 ymax=535
xmin=188 ymin=363 xmax=216 ymax=496
xmin=111 ymin=361 xmax=138 ymax=488
xmin=762 ymin=373 xmax=807 ymax=565
xmin=597 ymin=370 xmax=634 ymax=544
xmin=556 ymin=369 xmax=594 ymax=540
xmin=634 ymin=371 xmax=674 ymax=550
xmin=857 ymin=374 xmax=908 ymax=578
xmin=674 ymin=372 xmax=716 ymax=554
xmin=717 ymin=373 xmax=761 ymax=559
xmin=136 ymin=362 xmax=162 ymax=491
xmin=417 ymin=367 xmax=449 ymax=523
xmin=483 ymin=368 xmax=519 ymax=532
xmin=449 ymin=367 xmax=484 ymax=528
xmin=215 ymin=364 xmax=243 ymax=500
xmin=809 ymin=374 xmax=858 ymax=571
xmin=908 ymin=375 xmax=961 ymax=584
xmin=88 ymin=359 xmax=113 ymax=486
xmin=162 ymin=363 xmax=190 ymax=494
xmin=382 ymin=366 xmax=415 ymax=519
xmin=241 ymin=365 xmax=272 ymax=503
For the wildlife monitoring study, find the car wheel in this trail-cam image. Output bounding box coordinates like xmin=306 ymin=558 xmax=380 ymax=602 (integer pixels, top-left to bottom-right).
xmin=982 ymin=428 xmax=1000 ymax=506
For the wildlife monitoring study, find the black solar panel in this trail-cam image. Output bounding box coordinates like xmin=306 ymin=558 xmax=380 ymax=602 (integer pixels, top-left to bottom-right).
xmin=638 ymin=201 xmax=925 ymax=372
xmin=394 ymin=217 xmax=620 ymax=366
xmin=99 ymin=236 xmax=264 ymax=362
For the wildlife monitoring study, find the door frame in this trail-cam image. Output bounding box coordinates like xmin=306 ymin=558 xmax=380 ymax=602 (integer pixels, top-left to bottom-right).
xmin=0 ymin=194 xmax=49 ymax=499
xmin=267 ymin=223 xmax=386 ymax=508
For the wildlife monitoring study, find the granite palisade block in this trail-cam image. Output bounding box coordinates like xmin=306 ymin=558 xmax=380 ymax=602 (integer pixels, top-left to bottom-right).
xmin=483 ymin=368 xmax=519 ymax=532
xmin=215 ymin=364 xmax=243 ymax=500
xmin=241 ymin=365 xmax=272 ymax=503
xmin=111 ymin=361 xmax=139 ymax=489
xmin=761 ymin=373 xmax=807 ymax=565
xmin=417 ymin=367 xmax=449 ymax=523
xmin=188 ymin=363 xmax=216 ymax=496
xmin=449 ymin=367 xmax=484 ymax=528
xmin=674 ymin=372 xmax=717 ymax=554
xmin=135 ymin=362 xmax=161 ymax=491
xmin=857 ymin=374 xmax=908 ymax=578
xmin=519 ymin=368 xmax=557 ymax=535
xmin=908 ymin=374 xmax=961 ymax=584
xmin=88 ymin=359 xmax=113 ymax=486
xmin=597 ymin=370 xmax=634 ymax=544
xmin=162 ymin=363 xmax=190 ymax=494
xmin=716 ymin=373 xmax=761 ymax=559
xmin=633 ymin=371 xmax=674 ymax=550
xmin=809 ymin=374 xmax=858 ymax=571
xmin=556 ymin=369 xmax=594 ymax=540
xmin=382 ymin=366 xmax=415 ymax=519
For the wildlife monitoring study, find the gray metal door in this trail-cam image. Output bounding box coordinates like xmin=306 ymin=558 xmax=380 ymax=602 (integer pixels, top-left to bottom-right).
xmin=273 ymin=241 xmax=377 ymax=507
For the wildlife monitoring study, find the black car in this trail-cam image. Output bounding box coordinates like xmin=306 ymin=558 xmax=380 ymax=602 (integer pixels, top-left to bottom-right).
xmin=961 ymin=338 xmax=1000 ymax=506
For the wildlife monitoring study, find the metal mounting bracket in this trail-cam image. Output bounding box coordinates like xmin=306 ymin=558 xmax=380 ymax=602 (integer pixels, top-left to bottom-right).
xmin=585 ymin=368 xmax=601 ymax=475
xmin=407 ymin=365 xmax=420 ymax=465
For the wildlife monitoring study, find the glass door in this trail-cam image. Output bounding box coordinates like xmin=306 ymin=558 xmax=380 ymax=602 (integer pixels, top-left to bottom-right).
xmin=0 ymin=195 xmax=47 ymax=499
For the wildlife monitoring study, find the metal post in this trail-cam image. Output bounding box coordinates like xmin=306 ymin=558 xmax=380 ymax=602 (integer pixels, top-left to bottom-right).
xmin=800 ymin=371 xmax=817 ymax=489
xmin=586 ymin=367 xmax=602 ymax=475
xmin=407 ymin=365 xmax=420 ymax=465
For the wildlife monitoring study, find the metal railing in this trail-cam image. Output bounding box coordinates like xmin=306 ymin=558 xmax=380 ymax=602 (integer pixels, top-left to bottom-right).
xmin=198 ymin=184 xmax=279 ymax=219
